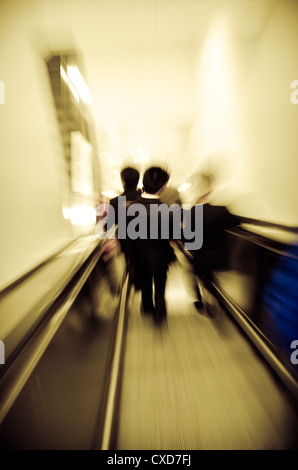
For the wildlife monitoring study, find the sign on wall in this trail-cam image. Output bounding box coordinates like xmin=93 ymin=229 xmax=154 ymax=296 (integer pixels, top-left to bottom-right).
xmin=71 ymin=131 xmax=93 ymax=195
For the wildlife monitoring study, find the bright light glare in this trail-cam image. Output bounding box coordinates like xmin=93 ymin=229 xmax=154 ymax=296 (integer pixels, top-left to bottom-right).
xmin=67 ymin=66 xmax=92 ymax=104
xmin=178 ymin=182 xmax=191 ymax=192
xmin=102 ymin=190 xmax=119 ymax=199
xmin=62 ymin=207 xmax=71 ymax=220
xmin=130 ymin=147 xmax=150 ymax=163
xmin=68 ymin=206 xmax=96 ymax=225
xmin=60 ymin=66 xmax=79 ymax=102
xmin=195 ymin=15 xmax=240 ymax=159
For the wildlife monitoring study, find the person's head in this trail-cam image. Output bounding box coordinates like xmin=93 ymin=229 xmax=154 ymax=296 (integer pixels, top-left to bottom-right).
xmin=120 ymin=167 xmax=140 ymax=189
xmin=142 ymin=166 xmax=170 ymax=195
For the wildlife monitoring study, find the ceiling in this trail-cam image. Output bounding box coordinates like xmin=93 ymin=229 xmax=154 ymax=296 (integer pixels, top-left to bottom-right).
xmin=4 ymin=0 xmax=279 ymax=191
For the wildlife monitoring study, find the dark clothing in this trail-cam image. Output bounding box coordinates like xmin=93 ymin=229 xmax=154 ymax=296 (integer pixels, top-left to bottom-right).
xmin=190 ymin=203 xmax=239 ymax=299
xmin=127 ymin=197 xmax=176 ymax=322
xmin=192 ymin=203 xmax=239 ymax=269
xmin=107 ymin=188 xmax=142 ymax=258
xmin=108 ymin=188 xmax=142 ymax=226
xmin=141 ymin=270 xmax=167 ymax=316
xmin=199 ymin=203 xmax=239 ymax=245
xmin=128 ymin=197 xmax=176 ymax=271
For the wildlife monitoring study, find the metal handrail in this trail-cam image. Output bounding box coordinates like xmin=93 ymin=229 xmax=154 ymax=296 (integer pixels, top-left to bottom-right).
xmin=237 ymin=216 xmax=298 ymax=233
xmin=0 ymin=245 xmax=102 ymax=426
xmin=99 ymin=272 xmax=130 ymax=450
xmin=226 ymin=225 xmax=298 ymax=259
xmin=0 ymin=234 xmax=91 ymax=298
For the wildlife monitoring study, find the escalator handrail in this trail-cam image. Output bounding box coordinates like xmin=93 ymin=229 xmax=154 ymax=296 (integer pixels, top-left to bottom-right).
xmin=237 ymin=216 xmax=298 ymax=234
xmin=1 ymin=216 xmax=296 ymax=299
xmin=0 ymin=234 xmax=97 ymax=299
xmin=0 ymin=244 xmax=102 ymax=426
xmin=226 ymin=225 xmax=298 ymax=259
xmin=98 ymin=271 xmax=130 ymax=450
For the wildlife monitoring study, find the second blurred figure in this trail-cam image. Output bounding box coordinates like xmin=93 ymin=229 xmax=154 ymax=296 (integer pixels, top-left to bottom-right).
xmin=127 ymin=167 xmax=176 ymax=325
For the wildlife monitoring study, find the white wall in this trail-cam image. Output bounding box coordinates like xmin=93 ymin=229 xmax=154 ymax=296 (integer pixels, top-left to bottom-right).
xmin=238 ymin=0 xmax=298 ymax=225
xmin=186 ymin=0 xmax=298 ymax=226
xmin=0 ymin=3 xmax=96 ymax=290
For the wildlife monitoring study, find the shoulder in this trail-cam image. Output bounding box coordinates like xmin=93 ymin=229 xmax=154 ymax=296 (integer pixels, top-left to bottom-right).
xmin=109 ymin=195 xmax=121 ymax=206
xmin=123 ymin=189 xmax=142 ymax=201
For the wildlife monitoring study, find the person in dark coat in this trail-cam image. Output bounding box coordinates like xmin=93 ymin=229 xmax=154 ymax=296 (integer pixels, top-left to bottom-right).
xmin=99 ymin=167 xmax=141 ymax=294
xmin=106 ymin=166 xmax=142 ymax=261
xmin=188 ymin=173 xmax=240 ymax=308
xmin=127 ymin=166 xmax=176 ymax=325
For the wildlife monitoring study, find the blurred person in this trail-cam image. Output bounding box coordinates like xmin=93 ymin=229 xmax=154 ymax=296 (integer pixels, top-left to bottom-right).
xmin=109 ymin=167 xmax=142 ymax=221
xmin=106 ymin=166 xmax=142 ymax=259
xmin=101 ymin=167 xmax=141 ymax=293
xmin=187 ymin=172 xmax=240 ymax=310
xmin=95 ymin=193 xmax=120 ymax=296
xmin=160 ymin=185 xmax=182 ymax=207
xmin=127 ymin=166 xmax=176 ymax=325
xmin=107 ymin=167 xmax=141 ymax=232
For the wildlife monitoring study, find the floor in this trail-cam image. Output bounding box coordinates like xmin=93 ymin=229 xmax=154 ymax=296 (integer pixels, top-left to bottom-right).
xmin=116 ymin=252 xmax=298 ymax=450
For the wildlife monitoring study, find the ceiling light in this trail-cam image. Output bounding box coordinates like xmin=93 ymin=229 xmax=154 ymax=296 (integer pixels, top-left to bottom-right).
xmin=60 ymin=65 xmax=79 ymax=102
xmin=67 ymin=66 xmax=92 ymax=104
